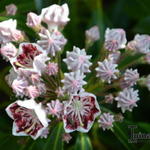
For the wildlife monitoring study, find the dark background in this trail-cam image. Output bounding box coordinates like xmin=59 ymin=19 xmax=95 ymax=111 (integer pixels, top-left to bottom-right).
xmin=0 ymin=0 xmax=150 ymax=150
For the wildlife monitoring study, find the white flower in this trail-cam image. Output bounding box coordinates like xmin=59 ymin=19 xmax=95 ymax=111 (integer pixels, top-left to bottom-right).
xmin=0 ymin=19 xmax=23 ymax=44
xmin=63 ymin=46 xmax=92 ymax=73
xmin=37 ymin=29 xmax=67 ymax=56
xmin=26 ymin=12 xmax=41 ymax=28
xmin=98 ymin=113 xmax=114 ymax=130
xmin=5 ymin=4 xmax=17 ymax=16
xmin=104 ymin=28 xmax=127 ymax=51
xmin=40 ymin=3 xmax=70 ymax=30
xmin=62 ymin=71 xmax=86 ymax=94
xmin=11 ymin=43 xmax=49 ymax=75
xmin=96 ymin=58 xmax=119 ymax=83
xmin=115 ymin=88 xmax=140 ymax=113
xmin=6 ymin=99 xmax=49 ymax=140
xmin=0 ymin=43 xmax=17 ymax=59
xmin=85 ymin=26 xmax=100 ymax=42
xmin=40 ymin=127 xmax=49 ymax=139
xmin=63 ymin=92 xmax=100 ymax=133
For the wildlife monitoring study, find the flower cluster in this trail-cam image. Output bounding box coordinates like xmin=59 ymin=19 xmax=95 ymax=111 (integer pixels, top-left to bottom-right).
xmin=1 ymin=3 xmax=149 ymax=143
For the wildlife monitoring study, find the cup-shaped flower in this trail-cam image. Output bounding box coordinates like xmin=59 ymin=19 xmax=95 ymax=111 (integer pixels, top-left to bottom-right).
xmin=41 ymin=4 xmax=70 ymax=30
xmin=104 ymin=28 xmax=127 ymax=51
xmin=11 ymin=43 xmax=49 ymax=75
xmin=37 ymin=29 xmax=67 ymax=56
xmin=63 ymin=92 xmax=100 ymax=133
xmin=5 ymin=99 xmax=49 ymax=140
xmin=63 ymin=46 xmax=92 ymax=73
xmin=5 ymin=4 xmax=17 ymax=16
xmin=115 ymin=88 xmax=139 ymax=113
xmin=0 ymin=19 xmax=23 ymax=44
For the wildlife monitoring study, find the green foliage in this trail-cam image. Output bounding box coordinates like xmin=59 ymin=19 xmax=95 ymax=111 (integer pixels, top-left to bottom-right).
xmin=0 ymin=0 xmax=150 ymax=150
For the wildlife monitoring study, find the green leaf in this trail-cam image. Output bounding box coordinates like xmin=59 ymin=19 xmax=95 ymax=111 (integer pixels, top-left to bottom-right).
xmin=118 ymin=53 xmax=144 ymax=69
xmin=75 ymin=134 xmax=93 ymax=150
xmin=43 ymin=123 xmax=64 ymax=150
xmin=113 ymin=122 xmax=137 ymax=150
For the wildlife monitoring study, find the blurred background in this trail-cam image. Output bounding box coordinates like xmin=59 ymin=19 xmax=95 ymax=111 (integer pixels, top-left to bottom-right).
xmin=0 ymin=0 xmax=150 ymax=150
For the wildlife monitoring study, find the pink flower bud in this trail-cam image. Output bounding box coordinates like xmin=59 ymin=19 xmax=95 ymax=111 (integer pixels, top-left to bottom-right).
xmin=26 ymin=12 xmax=41 ymax=28
xmin=41 ymin=4 xmax=70 ymax=30
xmin=46 ymin=62 xmax=58 ymax=75
xmin=5 ymin=4 xmax=17 ymax=16
xmin=0 ymin=19 xmax=23 ymax=44
xmin=0 ymin=43 xmax=17 ymax=59
xmin=25 ymin=85 xmax=40 ymax=98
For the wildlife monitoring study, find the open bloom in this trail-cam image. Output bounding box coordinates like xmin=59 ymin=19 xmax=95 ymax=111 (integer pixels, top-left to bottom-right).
xmin=38 ymin=29 xmax=67 ymax=56
xmin=63 ymin=46 xmax=92 ymax=73
xmin=96 ymin=58 xmax=119 ymax=83
xmin=0 ymin=19 xmax=23 ymax=44
xmin=85 ymin=26 xmax=100 ymax=42
xmin=62 ymin=71 xmax=86 ymax=94
xmin=5 ymin=4 xmax=17 ymax=16
xmin=63 ymin=92 xmax=100 ymax=133
xmin=115 ymin=88 xmax=139 ymax=113
xmin=121 ymin=69 xmax=139 ymax=88
xmin=6 ymin=99 xmax=49 ymax=140
xmin=104 ymin=28 xmax=127 ymax=51
xmin=98 ymin=113 xmax=114 ymax=130
xmin=41 ymin=3 xmax=70 ymax=30
xmin=26 ymin=12 xmax=41 ymax=28
xmin=0 ymin=43 xmax=17 ymax=59
xmin=11 ymin=43 xmax=49 ymax=74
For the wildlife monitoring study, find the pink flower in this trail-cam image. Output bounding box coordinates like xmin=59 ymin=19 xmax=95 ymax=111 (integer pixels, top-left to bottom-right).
xmin=41 ymin=4 xmax=70 ymax=30
xmin=55 ymin=87 xmax=64 ymax=97
xmin=5 ymin=99 xmax=49 ymax=140
xmin=104 ymin=28 xmax=127 ymax=51
xmin=26 ymin=12 xmax=41 ymax=28
xmin=0 ymin=19 xmax=23 ymax=44
xmin=38 ymin=29 xmax=67 ymax=56
xmin=62 ymin=133 xmax=72 ymax=143
xmin=46 ymin=62 xmax=58 ymax=75
xmin=12 ymin=78 xmax=28 ymax=96
xmin=63 ymin=92 xmax=100 ymax=133
xmin=85 ymin=26 xmax=100 ymax=42
xmin=25 ymin=85 xmax=40 ymax=98
xmin=47 ymin=100 xmax=63 ymax=118
xmin=98 ymin=113 xmax=114 ymax=130
xmin=5 ymin=4 xmax=17 ymax=16
xmin=96 ymin=58 xmax=119 ymax=83
xmin=0 ymin=43 xmax=17 ymax=59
